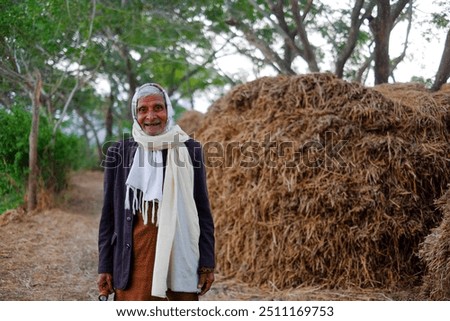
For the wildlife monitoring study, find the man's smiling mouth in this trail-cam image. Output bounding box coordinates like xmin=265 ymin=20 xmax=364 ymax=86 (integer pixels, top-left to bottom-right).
xmin=144 ymin=122 xmax=161 ymax=127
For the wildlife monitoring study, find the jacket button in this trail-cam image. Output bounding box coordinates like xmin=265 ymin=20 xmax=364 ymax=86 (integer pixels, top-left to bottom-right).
xmin=126 ymin=216 xmax=131 ymax=222
xmin=126 ymin=243 xmax=131 ymax=249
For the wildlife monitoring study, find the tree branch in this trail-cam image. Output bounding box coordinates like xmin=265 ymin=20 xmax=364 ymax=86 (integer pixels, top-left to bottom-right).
xmin=335 ymin=0 xmax=367 ymax=78
xmin=290 ymin=0 xmax=319 ymax=72
xmin=52 ymin=78 xmax=80 ymax=136
xmin=52 ymin=0 xmax=97 ymax=135
xmin=390 ymin=0 xmax=413 ymax=75
xmin=167 ymin=41 xmax=228 ymax=96
xmin=355 ymin=51 xmax=375 ymax=83
xmin=302 ymin=0 xmax=313 ymax=21
xmin=391 ymin=0 xmax=411 ymax=23
xmin=0 ymin=64 xmax=32 ymax=91
xmin=248 ymin=0 xmax=304 ymax=70
xmin=227 ymin=33 xmax=282 ymax=74
xmin=431 ymin=28 xmax=450 ymax=91
xmin=226 ymin=18 xmax=295 ymax=74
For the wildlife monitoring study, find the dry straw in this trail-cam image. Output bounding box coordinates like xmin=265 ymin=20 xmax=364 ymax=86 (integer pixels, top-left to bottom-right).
xmin=419 ymin=187 xmax=450 ymax=300
xmin=177 ymin=110 xmax=205 ymax=137
xmin=196 ymin=73 xmax=450 ymax=290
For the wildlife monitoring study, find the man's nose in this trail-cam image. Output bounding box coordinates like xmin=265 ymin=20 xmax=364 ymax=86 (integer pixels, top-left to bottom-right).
xmin=145 ymin=110 xmax=157 ymax=119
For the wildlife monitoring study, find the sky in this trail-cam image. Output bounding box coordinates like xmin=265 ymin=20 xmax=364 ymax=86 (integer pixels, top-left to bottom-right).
xmin=192 ymin=1 xmax=447 ymax=113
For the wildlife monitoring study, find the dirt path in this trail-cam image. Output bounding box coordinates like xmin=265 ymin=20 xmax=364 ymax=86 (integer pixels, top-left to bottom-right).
xmin=0 ymin=170 xmax=413 ymax=301
xmin=0 ymin=171 xmax=103 ymax=300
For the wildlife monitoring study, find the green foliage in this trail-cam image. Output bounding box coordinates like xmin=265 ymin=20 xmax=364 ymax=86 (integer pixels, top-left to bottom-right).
xmin=75 ymin=0 xmax=227 ymax=132
xmin=0 ymin=106 xmax=90 ymax=214
xmin=410 ymin=76 xmax=433 ymax=87
xmin=431 ymin=1 xmax=450 ymax=28
xmin=0 ymin=107 xmax=29 ymax=213
xmin=38 ymin=118 xmax=91 ymax=192
xmin=431 ymin=12 xmax=449 ymax=28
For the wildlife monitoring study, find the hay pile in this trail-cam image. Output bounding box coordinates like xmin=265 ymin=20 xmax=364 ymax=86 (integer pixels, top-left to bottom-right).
xmin=177 ymin=109 xmax=205 ymax=137
xmin=419 ymin=187 xmax=450 ymax=300
xmin=196 ymin=73 xmax=450 ymax=290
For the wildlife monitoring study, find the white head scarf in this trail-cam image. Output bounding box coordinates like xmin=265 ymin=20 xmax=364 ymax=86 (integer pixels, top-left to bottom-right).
xmin=130 ymin=83 xmax=175 ymax=133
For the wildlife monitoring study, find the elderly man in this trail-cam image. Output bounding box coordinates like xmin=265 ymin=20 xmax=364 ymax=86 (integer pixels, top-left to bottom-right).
xmin=97 ymin=83 xmax=215 ymax=301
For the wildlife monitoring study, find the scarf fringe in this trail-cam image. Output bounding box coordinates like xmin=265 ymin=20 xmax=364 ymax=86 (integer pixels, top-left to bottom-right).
xmin=125 ymin=186 xmax=131 ymax=210
xmin=125 ymin=185 xmax=159 ymax=225
xmin=152 ymin=199 xmax=157 ymax=225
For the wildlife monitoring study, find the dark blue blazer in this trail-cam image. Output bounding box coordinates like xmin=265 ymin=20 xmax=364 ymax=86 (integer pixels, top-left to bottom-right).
xmin=98 ymin=138 xmax=215 ymax=290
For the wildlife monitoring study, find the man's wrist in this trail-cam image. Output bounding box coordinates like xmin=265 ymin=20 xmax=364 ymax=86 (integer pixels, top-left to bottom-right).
xmin=198 ymin=267 xmax=215 ymax=274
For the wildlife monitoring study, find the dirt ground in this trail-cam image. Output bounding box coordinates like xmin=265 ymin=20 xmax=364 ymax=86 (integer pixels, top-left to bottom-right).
xmin=0 ymin=170 xmax=415 ymax=301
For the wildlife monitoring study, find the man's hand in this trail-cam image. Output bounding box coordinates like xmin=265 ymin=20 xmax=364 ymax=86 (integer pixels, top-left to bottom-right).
xmin=197 ymin=272 xmax=215 ymax=296
xmin=97 ymin=273 xmax=114 ymax=296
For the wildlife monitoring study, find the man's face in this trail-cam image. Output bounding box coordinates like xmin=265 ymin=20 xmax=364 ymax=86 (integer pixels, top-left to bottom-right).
xmin=136 ymin=95 xmax=167 ymax=136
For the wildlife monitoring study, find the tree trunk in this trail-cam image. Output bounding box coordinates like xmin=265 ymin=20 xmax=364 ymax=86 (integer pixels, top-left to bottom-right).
xmin=77 ymin=109 xmax=103 ymax=163
xmin=431 ymin=29 xmax=450 ymax=92
xmin=102 ymin=91 xmax=115 ymax=159
xmin=105 ymin=92 xmax=114 ymax=140
xmin=371 ymin=0 xmax=391 ymax=84
xmin=290 ymin=0 xmax=319 ymax=72
xmin=335 ymin=0 xmax=372 ymax=78
xmin=370 ymin=0 xmax=411 ymax=84
xmin=27 ymin=70 xmax=42 ymax=212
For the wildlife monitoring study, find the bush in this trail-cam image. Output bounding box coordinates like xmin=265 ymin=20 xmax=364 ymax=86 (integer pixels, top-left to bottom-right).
xmin=0 ymin=106 xmax=90 ymax=213
xmin=0 ymin=108 xmax=30 ymax=213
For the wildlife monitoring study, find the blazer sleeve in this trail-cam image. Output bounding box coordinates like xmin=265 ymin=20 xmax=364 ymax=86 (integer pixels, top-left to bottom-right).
xmin=190 ymin=140 xmax=215 ymax=270
xmin=97 ymin=141 xmax=121 ymax=274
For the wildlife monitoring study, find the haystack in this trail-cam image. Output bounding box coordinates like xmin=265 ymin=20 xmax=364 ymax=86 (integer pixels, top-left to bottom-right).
xmin=177 ymin=109 xmax=205 ymax=137
xmin=419 ymin=186 xmax=450 ymax=300
xmin=196 ymin=73 xmax=450 ymax=290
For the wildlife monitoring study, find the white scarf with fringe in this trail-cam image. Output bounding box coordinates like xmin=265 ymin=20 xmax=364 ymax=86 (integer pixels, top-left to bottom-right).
xmin=125 ymin=122 xmax=200 ymax=297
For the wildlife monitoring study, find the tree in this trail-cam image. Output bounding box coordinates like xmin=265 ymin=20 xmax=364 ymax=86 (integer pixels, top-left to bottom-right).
xmin=0 ymin=0 xmax=96 ymax=211
xmin=84 ymin=0 xmax=228 ymax=139
xmin=27 ymin=70 xmax=42 ymax=212
xmin=431 ymin=29 xmax=450 ymax=91
xmin=1 ymin=0 xmax=230 ymax=206
xmin=429 ymin=0 xmax=450 ymax=91
xmin=206 ymin=0 xmax=448 ymax=86
xmin=368 ymin=0 xmax=411 ymax=84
